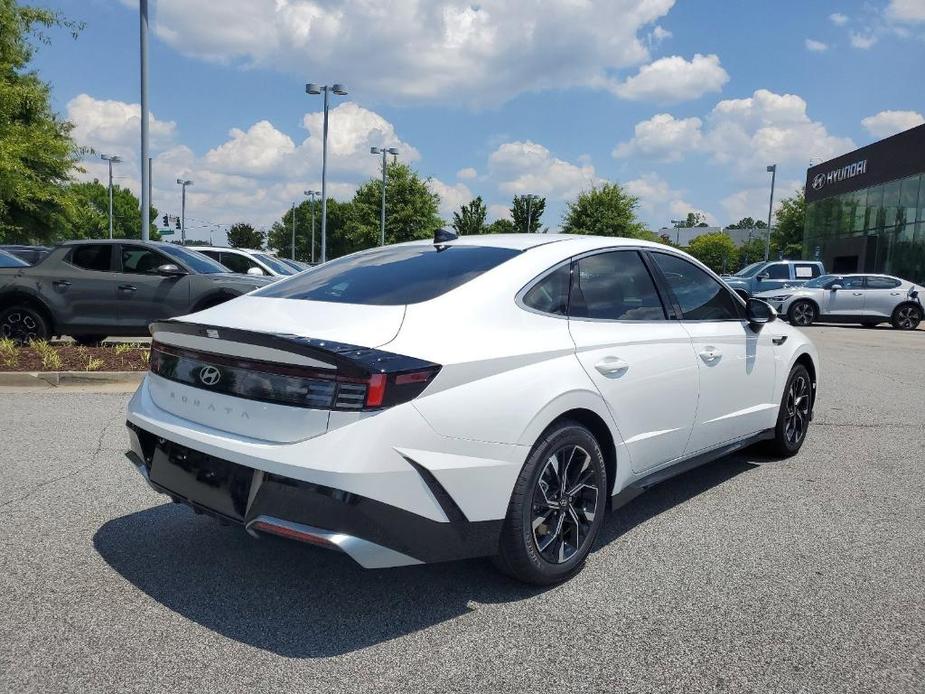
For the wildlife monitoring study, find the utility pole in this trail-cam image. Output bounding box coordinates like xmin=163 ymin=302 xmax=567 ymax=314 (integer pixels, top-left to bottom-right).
xmin=305 ymin=83 xmax=348 ymax=263
xmin=370 ymin=147 xmax=399 ymax=245
xmin=291 ymin=202 xmax=297 ymax=260
xmin=765 ymin=164 xmax=777 ymax=261
xmin=139 ymin=0 xmax=150 ymax=241
xmin=304 ymin=190 xmax=320 ymax=263
xmin=100 ymin=154 xmax=121 ymax=239
xmin=176 ymin=179 xmax=193 ymax=244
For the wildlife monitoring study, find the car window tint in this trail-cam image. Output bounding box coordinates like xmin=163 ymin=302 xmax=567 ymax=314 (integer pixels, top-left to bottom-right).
xmin=522 ymin=263 xmax=571 ymax=316
xmin=121 ymin=246 xmax=172 ymax=274
xmin=220 ymin=252 xmax=262 ymax=275
xmin=866 ymin=276 xmax=900 ymax=289
xmin=765 ymin=263 xmax=790 ymax=279
xmin=652 ymin=253 xmax=741 ymax=321
xmin=256 ymin=245 xmax=520 ymax=305
xmin=570 ymin=251 xmax=665 ymax=321
xmin=69 ymin=245 xmax=112 ymax=272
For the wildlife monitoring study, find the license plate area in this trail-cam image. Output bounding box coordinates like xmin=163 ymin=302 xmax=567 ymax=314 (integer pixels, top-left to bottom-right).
xmin=149 ymin=441 xmax=254 ymax=522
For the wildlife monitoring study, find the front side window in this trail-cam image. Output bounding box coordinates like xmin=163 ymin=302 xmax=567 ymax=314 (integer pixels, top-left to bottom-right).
xmin=121 ymin=246 xmax=172 ymax=274
xmin=522 ymin=263 xmax=570 ymax=316
xmin=158 ymin=245 xmax=227 ymax=274
xmin=764 ymin=263 xmax=790 ymax=280
xmin=570 ymin=251 xmax=665 ymax=321
xmin=652 ymin=253 xmax=741 ymax=321
xmin=219 ymin=252 xmax=263 ymax=275
xmin=865 ymin=276 xmax=901 ymax=289
xmin=68 ymin=245 xmax=112 ymax=272
xmin=256 ymin=244 xmax=521 ymax=305
xmin=838 ymin=276 xmax=865 ymax=289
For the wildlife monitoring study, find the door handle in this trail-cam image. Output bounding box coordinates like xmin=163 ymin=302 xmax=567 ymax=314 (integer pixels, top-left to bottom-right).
xmin=851 ymin=292 xmax=863 ymax=296
xmin=699 ymin=347 xmax=722 ymax=363
xmin=118 ymin=284 xmax=137 ymax=292
xmin=594 ymin=357 xmax=630 ymax=377
xmin=52 ymin=280 xmax=71 ymax=287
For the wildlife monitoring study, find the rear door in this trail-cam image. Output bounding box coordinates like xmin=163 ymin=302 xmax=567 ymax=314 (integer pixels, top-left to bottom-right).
xmin=567 ymin=249 xmax=700 ymax=473
xmin=56 ymin=244 xmax=121 ymax=332
xmin=113 ymin=244 xmax=192 ymax=330
xmin=863 ymin=276 xmax=903 ymax=318
xmin=649 ymin=251 xmax=778 ymax=453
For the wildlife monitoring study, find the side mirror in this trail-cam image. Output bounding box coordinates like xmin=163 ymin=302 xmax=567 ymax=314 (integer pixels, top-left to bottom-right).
xmin=830 ymin=283 xmax=842 ymax=291
xmin=156 ymin=263 xmax=186 ymax=276
xmin=756 ymin=273 xmax=769 ymax=281
xmin=746 ymin=298 xmax=776 ymax=327
xmin=246 ymin=266 xmax=265 ymax=276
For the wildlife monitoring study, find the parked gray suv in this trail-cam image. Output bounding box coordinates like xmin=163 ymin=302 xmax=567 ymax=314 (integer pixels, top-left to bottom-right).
xmin=723 ymin=259 xmax=826 ymax=299
xmin=0 ymin=240 xmax=273 ymax=344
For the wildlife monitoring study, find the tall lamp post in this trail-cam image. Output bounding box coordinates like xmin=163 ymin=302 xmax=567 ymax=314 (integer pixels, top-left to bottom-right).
xmin=290 ymin=202 xmax=297 ymax=260
xmin=523 ymin=194 xmax=540 ymax=233
xmin=305 ymin=83 xmax=348 ymax=263
xmin=765 ymin=164 xmax=777 ymax=261
xmin=176 ymin=178 xmax=193 ymax=244
xmin=304 ymin=190 xmax=320 ymax=263
xmin=139 ymin=0 xmax=150 ymax=241
xmin=100 ymin=154 xmax=121 ymax=239
xmin=370 ymin=147 xmax=399 ymax=246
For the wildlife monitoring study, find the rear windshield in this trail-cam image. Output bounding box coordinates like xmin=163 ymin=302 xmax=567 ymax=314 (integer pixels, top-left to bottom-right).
xmin=255 ymin=244 xmax=520 ymax=305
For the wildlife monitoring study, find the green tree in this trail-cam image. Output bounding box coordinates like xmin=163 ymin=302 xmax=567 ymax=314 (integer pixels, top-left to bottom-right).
xmin=511 ymin=195 xmax=545 ymax=233
xmin=727 ymin=216 xmax=767 ymax=230
xmin=67 ymin=180 xmax=159 ymax=240
xmin=350 ymin=162 xmax=442 ymax=248
xmin=561 ymin=183 xmax=647 ymax=238
xmin=771 ymin=189 xmax=805 ymax=259
xmin=226 ymin=222 xmax=264 ymax=249
xmin=267 ymin=197 xmax=356 ymax=262
xmin=687 ymin=231 xmax=737 ymax=273
xmin=452 ymin=196 xmax=487 ymax=235
xmin=485 ymin=218 xmax=516 ymax=234
xmin=0 ymin=1 xmax=83 ymax=243
xmin=738 ymin=235 xmax=767 ymax=268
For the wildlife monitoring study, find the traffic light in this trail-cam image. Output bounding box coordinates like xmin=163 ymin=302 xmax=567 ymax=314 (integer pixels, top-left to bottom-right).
xmin=175 ymin=217 xmax=181 ymax=229
xmin=162 ymin=214 xmax=168 ymax=227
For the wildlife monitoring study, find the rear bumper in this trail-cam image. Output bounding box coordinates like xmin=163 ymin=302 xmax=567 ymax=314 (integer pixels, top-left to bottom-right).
xmin=126 ymin=422 xmax=504 ymax=567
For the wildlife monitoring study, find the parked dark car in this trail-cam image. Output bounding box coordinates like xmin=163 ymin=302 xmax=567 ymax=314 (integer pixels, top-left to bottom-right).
xmin=0 ymin=240 xmax=273 ymax=344
xmin=0 ymin=245 xmax=52 ymax=265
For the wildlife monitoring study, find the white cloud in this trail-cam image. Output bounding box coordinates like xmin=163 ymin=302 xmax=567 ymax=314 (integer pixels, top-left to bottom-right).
xmin=829 ymin=12 xmax=849 ymax=26
xmin=611 ymin=53 xmax=729 ymax=104
xmin=805 ymin=38 xmax=828 ymax=52
xmin=426 ymin=178 xmax=473 ymax=220
xmin=67 ymin=94 xmax=176 ymax=158
xmin=624 ymin=173 xmax=715 ymax=226
xmin=849 ymin=32 xmax=878 ymax=48
xmin=647 ymin=25 xmax=672 ymax=46
xmin=720 ymin=179 xmax=801 ymax=225
xmin=487 ymin=141 xmax=602 ymax=200
xmin=612 ymin=113 xmax=703 ymax=161
xmin=456 ymin=167 xmax=477 ymax=180
xmin=861 ymin=110 xmax=925 ymax=138
xmin=202 ymin=121 xmax=296 ymax=176
xmin=151 ymin=0 xmax=676 ymax=106
xmin=887 ymin=0 xmax=925 ymax=23
xmin=487 ymin=204 xmax=511 ymax=222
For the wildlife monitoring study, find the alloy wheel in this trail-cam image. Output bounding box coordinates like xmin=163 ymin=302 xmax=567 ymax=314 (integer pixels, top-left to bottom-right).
xmin=531 ymin=444 xmax=599 ymax=564
xmin=791 ymin=302 xmax=814 ymax=326
xmin=896 ymin=306 xmax=920 ymax=330
xmin=784 ymin=374 xmax=810 ymax=447
xmin=0 ymin=310 xmax=41 ymax=344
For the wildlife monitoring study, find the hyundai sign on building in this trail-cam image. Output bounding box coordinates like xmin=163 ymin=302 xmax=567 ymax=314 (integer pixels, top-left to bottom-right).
xmin=804 ymin=123 xmax=925 ymax=283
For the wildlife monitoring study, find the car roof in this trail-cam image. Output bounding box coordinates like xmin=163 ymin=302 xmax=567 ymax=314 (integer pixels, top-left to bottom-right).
xmin=399 ymin=233 xmax=670 ymax=252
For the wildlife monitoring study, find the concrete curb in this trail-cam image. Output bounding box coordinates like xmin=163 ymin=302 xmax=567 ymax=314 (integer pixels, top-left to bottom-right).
xmin=0 ymin=370 xmax=144 ymax=390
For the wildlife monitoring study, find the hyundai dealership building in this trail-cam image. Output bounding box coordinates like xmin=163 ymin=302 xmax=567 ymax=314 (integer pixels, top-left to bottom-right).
xmin=803 ymin=123 xmax=925 ymax=283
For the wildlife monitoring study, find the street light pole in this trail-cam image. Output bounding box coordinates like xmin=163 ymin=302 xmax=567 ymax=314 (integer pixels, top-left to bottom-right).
xmin=304 ymin=190 xmax=320 ymax=263
xmin=306 ymin=83 xmax=348 ymax=263
xmin=765 ymin=164 xmax=777 ymax=261
xmin=176 ymin=179 xmax=192 ymax=244
xmin=290 ymin=202 xmax=297 ymax=260
xmin=100 ymin=154 xmax=121 ymax=239
xmin=370 ymin=147 xmax=399 ymax=246
xmin=139 ymin=0 xmax=150 ymax=241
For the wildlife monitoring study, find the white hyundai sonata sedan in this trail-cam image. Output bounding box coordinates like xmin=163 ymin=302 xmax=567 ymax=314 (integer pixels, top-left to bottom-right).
xmin=125 ymin=233 xmax=819 ymax=584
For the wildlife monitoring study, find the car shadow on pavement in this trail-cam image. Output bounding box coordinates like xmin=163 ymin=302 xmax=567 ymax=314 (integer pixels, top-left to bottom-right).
xmin=93 ymin=455 xmax=756 ymax=658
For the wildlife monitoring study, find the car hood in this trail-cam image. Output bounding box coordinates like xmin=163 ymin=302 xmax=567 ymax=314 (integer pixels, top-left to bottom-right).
xmin=723 ymin=277 xmax=749 ymax=287
xmin=754 ymin=287 xmax=806 ymax=298
xmin=175 ymin=295 xmax=406 ymax=348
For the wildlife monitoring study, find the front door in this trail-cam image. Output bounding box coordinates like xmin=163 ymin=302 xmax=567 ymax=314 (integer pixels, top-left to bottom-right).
xmin=754 ymin=262 xmax=792 ymax=293
xmin=567 ymin=250 xmax=700 ymax=473
xmin=649 ymin=252 xmax=778 ymax=454
xmin=823 ymin=276 xmax=866 ymax=316
xmin=114 ymin=244 xmax=192 ymax=331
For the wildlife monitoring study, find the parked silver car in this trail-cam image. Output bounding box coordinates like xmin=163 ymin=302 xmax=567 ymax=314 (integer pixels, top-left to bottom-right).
xmin=755 ymin=273 xmax=923 ymax=330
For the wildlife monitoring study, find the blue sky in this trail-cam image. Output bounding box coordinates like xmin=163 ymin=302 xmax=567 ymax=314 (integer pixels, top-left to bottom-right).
xmin=33 ymin=0 xmax=925 ymax=243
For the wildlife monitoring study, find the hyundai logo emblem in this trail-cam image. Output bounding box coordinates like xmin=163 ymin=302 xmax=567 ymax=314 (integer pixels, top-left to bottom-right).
xmin=812 ymin=173 xmax=826 ymax=191
xmin=198 ymin=366 xmax=222 ymax=386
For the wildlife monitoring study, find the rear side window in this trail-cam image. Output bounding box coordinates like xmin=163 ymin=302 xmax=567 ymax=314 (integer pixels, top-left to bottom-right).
xmin=652 ymin=253 xmax=741 ymax=321
xmin=69 ymin=245 xmax=112 ymax=272
xmin=522 ymin=263 xmax=571 ymax=316
xmin=794 ymin=263 xmax=820 ymax=279
xmin=866 ymin=276 xmax=901 ymax=289
xmin=570 ymin=251 xmax=666 ymax=321
xmin=256 ymin=245 xmax=520 ymax=305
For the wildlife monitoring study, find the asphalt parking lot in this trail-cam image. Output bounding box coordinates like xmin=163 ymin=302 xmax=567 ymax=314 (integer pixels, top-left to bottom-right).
xmin=1 ymin=325 xmax=923 ymax=693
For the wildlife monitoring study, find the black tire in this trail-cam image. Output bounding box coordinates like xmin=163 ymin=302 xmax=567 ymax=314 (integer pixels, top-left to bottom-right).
xmin=494 ymin=420 xmax=607 ymax=585
xmin=768 ymin=364 xmax=812 ymax=458
xmin=788 ymin=300 xmax=816 ymax=327
xmin=891 ymin=303 xmax=922 ymax=331
xmin=0 ymin=305 xmax=50 ymax=344
xmin=72 ymin=335 xmax=107 ymax=347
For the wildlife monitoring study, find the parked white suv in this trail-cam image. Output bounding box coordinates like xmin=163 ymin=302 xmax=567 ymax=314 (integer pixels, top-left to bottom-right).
xmin=190 ymin=246 xmax=295 ymax=278
xmin=126 ymin=234 xmax=819 ymax=584
xmin=756 ymin=273 xmax=923 ymax=330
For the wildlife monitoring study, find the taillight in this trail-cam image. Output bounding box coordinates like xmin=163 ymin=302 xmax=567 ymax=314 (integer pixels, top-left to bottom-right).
xmin=149 ymin=341 xmax=440 ymax=411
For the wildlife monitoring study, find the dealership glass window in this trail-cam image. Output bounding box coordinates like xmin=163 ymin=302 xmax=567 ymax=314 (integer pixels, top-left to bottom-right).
xmin=851 ymin=189 xmax=867 ymax=232
xmin=918 ymin=175 xmax=925 ymax=223
xmin=882 ymin=179 xmax=902 ymax=229
xmin=899 ymin=174 xmax=921 ymax=227
xmin=865 ymin=184 xmax=884 ymax=231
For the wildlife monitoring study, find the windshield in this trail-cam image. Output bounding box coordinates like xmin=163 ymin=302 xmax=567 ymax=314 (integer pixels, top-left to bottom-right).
xmin=253 ymin=253 xmax=295 ymax=275
xmin=0 ymin=250 xmax=29 ymax=268
xmin=279 ymin=258 xmax=309 ymax=272
xmin=804 ymin=274 xmax=838 ymax=288
xmin=734 ymin=261 xmax=765 ymax=277
xmin=159 ymin=244 xmax=229 ymax=274
xmin=255 ymin=244 xmax=521 ymax=305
